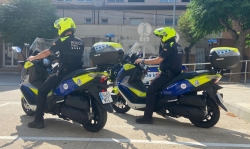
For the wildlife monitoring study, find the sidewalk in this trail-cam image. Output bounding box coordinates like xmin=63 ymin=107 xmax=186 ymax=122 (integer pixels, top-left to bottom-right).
xmin=220 ymin=84 xmax=250 ymax=123
xmin=0 ymin=74 xmax=21 ymax=86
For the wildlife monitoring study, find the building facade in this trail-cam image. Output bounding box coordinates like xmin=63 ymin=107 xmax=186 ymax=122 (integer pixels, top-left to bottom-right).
xmin=53 ymin=0 xmax=192 ymax=67
xmin=1 ymin=0 xmax=248 ymax=74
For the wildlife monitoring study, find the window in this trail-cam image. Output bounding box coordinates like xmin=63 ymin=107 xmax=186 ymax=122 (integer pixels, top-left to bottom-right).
xmin=57 ymin=0 xmax=72 ymax=1
xmin=160 ymin=0 xmax=176 ymax=2
xmin=164 ymin=18 xmax=178 ymax=26
xmin=182 ymin=0 xmax=190 ymax=2
xmin=85 ymin=18 xmax=92 ymax=24
xmin=107 ymin=0 xmax=124 ymax=2
xmin=3 ymin=43 xmax=18 ymax=67
xmin=128 ymin=0 xmax=145 ymax=2
xmin=77 ymin=0 xmax=93 ymax=1
xmin=195 ymin=48 xmax=205 ymax=69
xmin=130 ymin=18 xmax=143 ymax=25
xmin=101 ymin=18 xmax=108 ymax=24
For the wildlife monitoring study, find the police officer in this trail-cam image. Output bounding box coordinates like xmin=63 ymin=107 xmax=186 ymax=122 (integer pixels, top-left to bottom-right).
xmin=27 ymin=17 xmax=84 ymax=129
xmin=135 ymin=27 xmax=184 ymax=124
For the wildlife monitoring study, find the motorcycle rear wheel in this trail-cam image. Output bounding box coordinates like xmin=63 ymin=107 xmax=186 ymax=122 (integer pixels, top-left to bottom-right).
xmin=189 ymin=99 xmax=220 ymax=128
xmin=21 ymin=97 xmax=35 ymax=116
xmin=112 ymin=96 xmax=130 ymax=113
xmin=82 ymin=100 xmax=107 ymax=132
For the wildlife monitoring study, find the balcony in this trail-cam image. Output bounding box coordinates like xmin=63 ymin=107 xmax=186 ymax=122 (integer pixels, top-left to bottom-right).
xmin=52 ymin=0 xmax=95 ymax=6
xmin=105 ymin=0 xmax=190 ymax=6
xmin=52 ymin=0 xmax=189 ymax=9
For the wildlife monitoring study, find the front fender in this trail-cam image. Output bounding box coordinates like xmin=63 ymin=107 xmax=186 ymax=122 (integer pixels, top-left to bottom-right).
xmin=110 ymin=86 xmax=120 ymax=103
xmin=111 ymin=86 xmax=119 ymax=95
xmin=88 ymin=86 xmax=113 ymax=113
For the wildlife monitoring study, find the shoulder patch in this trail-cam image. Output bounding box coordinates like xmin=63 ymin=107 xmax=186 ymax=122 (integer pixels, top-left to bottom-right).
xmin=170 ymin=42 xmax=174 ymax=47
xmin=60 ymin=36 xmax=70 ymax=42
xmin=164 ymin=48 xmax=167 ymax=51
xmin=53 ymin=43 xmax=56 ymax=46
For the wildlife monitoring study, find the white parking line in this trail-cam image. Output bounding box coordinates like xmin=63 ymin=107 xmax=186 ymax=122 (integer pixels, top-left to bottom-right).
xmin=0 ymin=136 xmax=250 ymax=148
xmin=0 ymin=103 xmax=9 ymax=107
xmin=9 ymin=102 xmax=20 ymax=104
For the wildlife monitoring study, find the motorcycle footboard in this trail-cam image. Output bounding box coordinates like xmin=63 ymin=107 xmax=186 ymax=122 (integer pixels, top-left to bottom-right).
xmin=88 ymin=86 xmax=113 ymax=113
xmin=60 ymin=105 xmax=88 ymax=124
xmin=171 ymin=105 xmax=205 ymax=121
xmin=20 ymin=85 xmax=37 ymax=105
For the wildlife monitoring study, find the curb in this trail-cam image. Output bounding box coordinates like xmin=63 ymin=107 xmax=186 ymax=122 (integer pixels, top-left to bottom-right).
xmin=0 ymin=72 xmax=21 ymax=75
xmin=224 ymin=102 xmax=250 ymax=123
xmin=218 ymin=82 xmax=239 ymax=85
xmin=218 ymin=81 xmax=250 ymax=84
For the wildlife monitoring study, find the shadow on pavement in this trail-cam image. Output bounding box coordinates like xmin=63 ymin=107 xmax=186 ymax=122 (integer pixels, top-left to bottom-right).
xmin=0 ymin=86 xmax=19 ymax=92
xmin=0 ymin=115 xmax=137 ymax=149
xmin=0 ymin=74 xmax=20 ymax=92
xmin=113 ymin=112 xmax=250 ymax=149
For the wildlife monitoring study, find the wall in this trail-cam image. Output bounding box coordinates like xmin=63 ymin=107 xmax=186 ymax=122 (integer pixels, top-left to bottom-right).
xmin=70 ymin=24 xmax=193 ymax=68
xmin=52 ymin=0 xmax=190 ymax=6
xmin=56 ymin=9 xmax=184 ymax=26
xmin=0 ymin=0 xmax=10 ymax=4
xmin=105 ymin=0 xmax=190 ymax=6
xmin=0 ymin=38 xmax=3 ymax=68
xmin=74 ymin=24 xmax=190 ymax=53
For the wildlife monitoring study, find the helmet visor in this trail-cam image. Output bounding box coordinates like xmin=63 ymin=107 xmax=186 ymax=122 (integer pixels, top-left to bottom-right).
xmin=154 ymin=28 xmax=163 ymax=37
xmin=54 ymin=18 xmax=61 ymax=29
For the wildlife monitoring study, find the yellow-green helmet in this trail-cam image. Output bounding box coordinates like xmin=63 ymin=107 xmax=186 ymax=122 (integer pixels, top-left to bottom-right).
xmin=54 ymin=17 xmax=76 ymax=36
xmin=153 ymin=27 xmax=176 ymax=43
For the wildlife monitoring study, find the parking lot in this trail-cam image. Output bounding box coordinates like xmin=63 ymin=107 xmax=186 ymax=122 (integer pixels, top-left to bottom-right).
xmin=0 ymin=75 xmax=250 ymax=149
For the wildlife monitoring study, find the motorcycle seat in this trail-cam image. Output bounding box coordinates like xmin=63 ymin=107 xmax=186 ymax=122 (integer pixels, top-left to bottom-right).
xmin=159 ymin=70 xmax=211 ymax=91
xmin=57 ymin=67 xmax=100 ymax=86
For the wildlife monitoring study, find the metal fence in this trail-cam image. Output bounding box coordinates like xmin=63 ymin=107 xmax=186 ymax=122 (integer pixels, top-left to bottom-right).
xmin=183 ymin=60 xmax=250 ymax=83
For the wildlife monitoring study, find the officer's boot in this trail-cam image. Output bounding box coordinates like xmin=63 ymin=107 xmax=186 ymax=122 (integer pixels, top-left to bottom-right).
xmin=136 ymin=93 xmax=155 ymax=124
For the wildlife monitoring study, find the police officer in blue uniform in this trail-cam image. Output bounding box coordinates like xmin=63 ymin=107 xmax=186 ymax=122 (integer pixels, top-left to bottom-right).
xmin=27 ymin=17 xmax=84 ymax=128
xmin=135 ymin=27 xmax=184 ymax=124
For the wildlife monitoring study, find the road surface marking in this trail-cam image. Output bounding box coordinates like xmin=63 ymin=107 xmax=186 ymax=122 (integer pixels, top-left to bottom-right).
xmin=0 ymin=103 xmax=9 ymax=107
xmin=0 ymin=136 xmax=249 ymax=148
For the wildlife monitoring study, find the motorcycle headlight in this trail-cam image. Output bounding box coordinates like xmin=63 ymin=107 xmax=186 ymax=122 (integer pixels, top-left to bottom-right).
xmin=43 ymin=58 xmax=50 ymax=66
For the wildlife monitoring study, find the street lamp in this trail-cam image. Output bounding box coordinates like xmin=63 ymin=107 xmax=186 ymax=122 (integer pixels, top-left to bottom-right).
xmin=173 ymin=0 xmax=176 ymax=27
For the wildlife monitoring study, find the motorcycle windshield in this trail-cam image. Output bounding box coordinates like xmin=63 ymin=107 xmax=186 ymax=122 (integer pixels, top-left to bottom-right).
xmin=124 ymin=42 xmax=143 ymax=60
xmin=29 ymin=37 xmax=55 ymax=55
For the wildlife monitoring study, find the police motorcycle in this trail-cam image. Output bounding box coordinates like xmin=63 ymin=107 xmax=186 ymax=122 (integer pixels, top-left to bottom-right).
xmin=110 ymin=52 xmax=187 ymax=114
xmin=109 ymin=43 xmax=240 ymax=128
xmin=110 ymin=65 xmax=188 ymax=114
xmin=13 ymin=38 xmax=123 ymax=132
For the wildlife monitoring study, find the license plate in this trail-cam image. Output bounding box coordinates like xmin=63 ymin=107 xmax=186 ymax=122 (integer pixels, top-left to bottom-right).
xmin=99 ymin=91 xmax=113 ymax=104
xmin=216 ymin=92 xmax=224 ymax=103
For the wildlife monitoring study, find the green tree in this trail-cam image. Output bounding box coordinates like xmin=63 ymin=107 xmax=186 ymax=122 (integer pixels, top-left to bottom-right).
xmin=245 ymin=34 xmax=250 ymax=48
xmin=0 ymin=0 xmax=58 ymax=58
xmin=188 ymin=0 xmax=250 ymax=82
xmin=178 ymin=10 xmax=205 ymax=63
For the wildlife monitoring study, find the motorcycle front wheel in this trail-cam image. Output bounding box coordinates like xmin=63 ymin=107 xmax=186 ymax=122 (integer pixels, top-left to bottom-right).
xmin=189 ymin=98 xmax=220 ymax=128
xmin=112 ymin=96 xmax=130 ymax=113
xmin=21 ymin=97 xmax=35 ymax=116
xmin=82 ymin=100 xmax=107 ymax=132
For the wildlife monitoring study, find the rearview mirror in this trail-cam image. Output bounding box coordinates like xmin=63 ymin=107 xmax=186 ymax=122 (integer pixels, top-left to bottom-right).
xmin=12 ymin=46 xmax=22 ymax=53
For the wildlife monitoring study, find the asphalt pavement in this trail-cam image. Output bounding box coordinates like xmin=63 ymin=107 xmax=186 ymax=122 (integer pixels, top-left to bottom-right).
xmin=0 ymin=74 xmax=250 ymax=149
